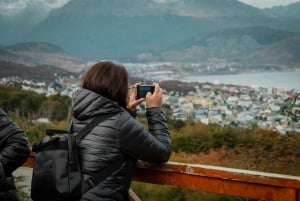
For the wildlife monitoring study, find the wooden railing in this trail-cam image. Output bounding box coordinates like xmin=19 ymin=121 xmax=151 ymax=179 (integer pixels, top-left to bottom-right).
xmin=23 ymin=154 xmax=300 ymax=201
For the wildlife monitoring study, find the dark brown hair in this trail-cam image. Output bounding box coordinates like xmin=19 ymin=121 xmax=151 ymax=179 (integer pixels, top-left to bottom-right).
xmin=82 ymin=61 xmax=129 ymax=108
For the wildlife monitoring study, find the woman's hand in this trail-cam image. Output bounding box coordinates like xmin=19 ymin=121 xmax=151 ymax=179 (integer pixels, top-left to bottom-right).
xmin=127 ymin=82 xmax=144 ymax=110
xmin=146 ymin=83 xmax=163 ymax=108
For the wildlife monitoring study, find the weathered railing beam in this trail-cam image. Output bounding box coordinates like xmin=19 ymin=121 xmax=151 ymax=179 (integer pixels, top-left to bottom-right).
xmin=133 ymin=161 xmax=300 ymax=201
xmin=23 ymin=154 xmax=300 ymax=201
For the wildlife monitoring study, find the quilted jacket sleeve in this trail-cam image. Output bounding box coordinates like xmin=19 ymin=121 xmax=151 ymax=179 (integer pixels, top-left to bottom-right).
xmin=0 ymin=109 xmax=31 ymax=175
xmin=119 ymin=107 xmax=171 ymax=163
xmin=0 ymin=161 xmax=4 ymax=188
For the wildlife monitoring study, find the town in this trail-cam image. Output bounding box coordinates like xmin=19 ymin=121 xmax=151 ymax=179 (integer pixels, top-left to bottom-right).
xmin=1 ymin=62 xmax=299 ymax=135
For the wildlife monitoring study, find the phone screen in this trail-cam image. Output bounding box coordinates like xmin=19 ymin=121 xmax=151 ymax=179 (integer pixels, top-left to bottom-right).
xmin=136 ymin=85 xmax=155 ymax=99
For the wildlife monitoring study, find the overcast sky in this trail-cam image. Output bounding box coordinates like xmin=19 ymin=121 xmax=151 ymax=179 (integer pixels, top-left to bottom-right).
xmin=0 ymin=0 xmax=70 ymax=16
xmin=1 ymin=0 xmax=300 ymax=17
xmin=238 ymin=0 xmax=300 ymax=8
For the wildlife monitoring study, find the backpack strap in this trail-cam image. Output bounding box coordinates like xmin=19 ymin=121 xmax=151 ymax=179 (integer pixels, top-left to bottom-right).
xmin=82 ymin=159 xmax=124 ymax=193
xmin=75 ymin=113 xmax=123 ymax=194
xmin=75 ymin=113 xmax=115 ymax=144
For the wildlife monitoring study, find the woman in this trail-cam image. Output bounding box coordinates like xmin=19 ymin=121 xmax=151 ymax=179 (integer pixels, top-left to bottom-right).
xmin=0 ymin=108 xmax=31 ymax=201
xmin=70 ymin=61 xmax=171 ymax=201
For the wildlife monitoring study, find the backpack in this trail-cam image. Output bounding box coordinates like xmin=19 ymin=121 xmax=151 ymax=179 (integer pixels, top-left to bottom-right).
xmin=30 ymin=114 xmax=121 ymax=201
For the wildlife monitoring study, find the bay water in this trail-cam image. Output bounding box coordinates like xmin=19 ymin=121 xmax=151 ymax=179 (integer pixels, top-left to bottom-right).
xmin=185 ymin=71 xmax=300 ymax=91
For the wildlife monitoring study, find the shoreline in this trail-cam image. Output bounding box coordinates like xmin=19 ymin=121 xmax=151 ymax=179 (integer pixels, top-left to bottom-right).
xmin=184 ymin=69 xmax=300 ymax=77
xmin=182 ymin=70 xmax=300 ymax=91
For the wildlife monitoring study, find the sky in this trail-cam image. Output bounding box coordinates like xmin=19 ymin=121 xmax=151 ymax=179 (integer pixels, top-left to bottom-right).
xmin=1 ymin=0 xmax=300 ymax=17
xmin=0 ymin=0 xmax=70 ymax=16
xmin=153 ymin=0 xmax=300 ymax=7
xmin=238 ymin=0 xmax=300 ymax=8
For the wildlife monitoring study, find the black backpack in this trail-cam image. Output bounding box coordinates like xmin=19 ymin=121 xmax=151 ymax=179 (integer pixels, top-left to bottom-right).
xmin=30 ymin=114 xmax=121 ymax=201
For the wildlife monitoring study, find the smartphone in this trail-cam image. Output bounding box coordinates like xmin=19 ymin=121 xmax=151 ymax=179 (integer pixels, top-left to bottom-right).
xmin=136 ymin=85 xmax=155 ymax=99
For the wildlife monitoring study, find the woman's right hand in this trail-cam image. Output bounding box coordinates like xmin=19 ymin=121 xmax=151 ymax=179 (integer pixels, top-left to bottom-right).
xmin=127 ymin=82 xmax=144 ymax=110
xmin=146 ymin=83 xmax=163 ymax=108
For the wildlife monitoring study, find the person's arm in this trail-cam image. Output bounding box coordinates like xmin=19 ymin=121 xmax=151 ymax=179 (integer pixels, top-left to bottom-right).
xmin=0 ymin=109 xmax=31 ymax=175
xmin=120 ymin=82 xmax=171 ymax=162
xmin=119 ymin=108 xmax=171 ymax=163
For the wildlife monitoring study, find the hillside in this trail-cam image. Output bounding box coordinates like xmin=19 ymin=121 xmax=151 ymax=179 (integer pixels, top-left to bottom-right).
xmin=169 ymin=123 xmax=300 ymax=176
xmin=0 ymin=42 xmax=87 ymax=72
xmin=161 ymin=27 xmax=300 ymax=68
xmin=243 ymin=36 xmax=300 ymax=67
xmin=171 ymin=144 xmax=300 ymax=176
xmin=0 ymin=60 xmax=78 ymax=82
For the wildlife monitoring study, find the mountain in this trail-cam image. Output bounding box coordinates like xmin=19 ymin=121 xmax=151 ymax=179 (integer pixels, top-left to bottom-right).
xmin=0 ymin=0 xmax=300 ymax=70
xmin=46 ymin=0 xmax=265 ymax=18
xmin=0 ymin=60 xmax=78 ymax=82
xmin=0 ymin=0 xmax=70 ymax=44
xmin=25 ymin=0 xmax=300 ymax=61
xmin=243 ymin=36 xmax=300 ymax=67
xmin=265 ymin=2 xmax=300 ymax=20
xmin=0 ymin=0 xmax=278 ymax=60
xmin=159 ymin=26 xmax=300 ymax=68
xmin=0 ymin=42 xmax=87 ymax=72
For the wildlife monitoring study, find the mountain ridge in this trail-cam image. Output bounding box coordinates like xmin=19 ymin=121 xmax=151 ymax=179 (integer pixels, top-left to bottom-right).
xmin=0 ymin=0 xmax=300 ymax=70
xmin=0 ymin=60 xmax=78 ymax=82
xmin=0 ymin=42 xmax=87 ymax=72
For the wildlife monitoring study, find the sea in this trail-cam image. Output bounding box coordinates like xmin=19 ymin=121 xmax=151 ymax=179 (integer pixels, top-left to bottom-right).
xmin=185 ymin=71 xmax=300 ymax=91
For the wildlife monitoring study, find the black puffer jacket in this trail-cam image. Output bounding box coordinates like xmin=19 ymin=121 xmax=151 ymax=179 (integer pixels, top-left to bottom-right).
xmin=0 ymin=108 xmax=31 ymax=201
xmin=71 ymin=88 xmax=171 ymax=201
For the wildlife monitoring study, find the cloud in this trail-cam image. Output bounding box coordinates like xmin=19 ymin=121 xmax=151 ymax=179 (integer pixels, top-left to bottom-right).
xmin=0 ymin=0 xmax=70 ymax=16
xmin=238 ymin=0 xmax=300 ymax=8
xmin=152 ymin=0 xmax=181 ymax=3
xmin=0 ymin=0 xmax=27 ymax=16
xmin=2 ymin=0 xmax=299 ymax=17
